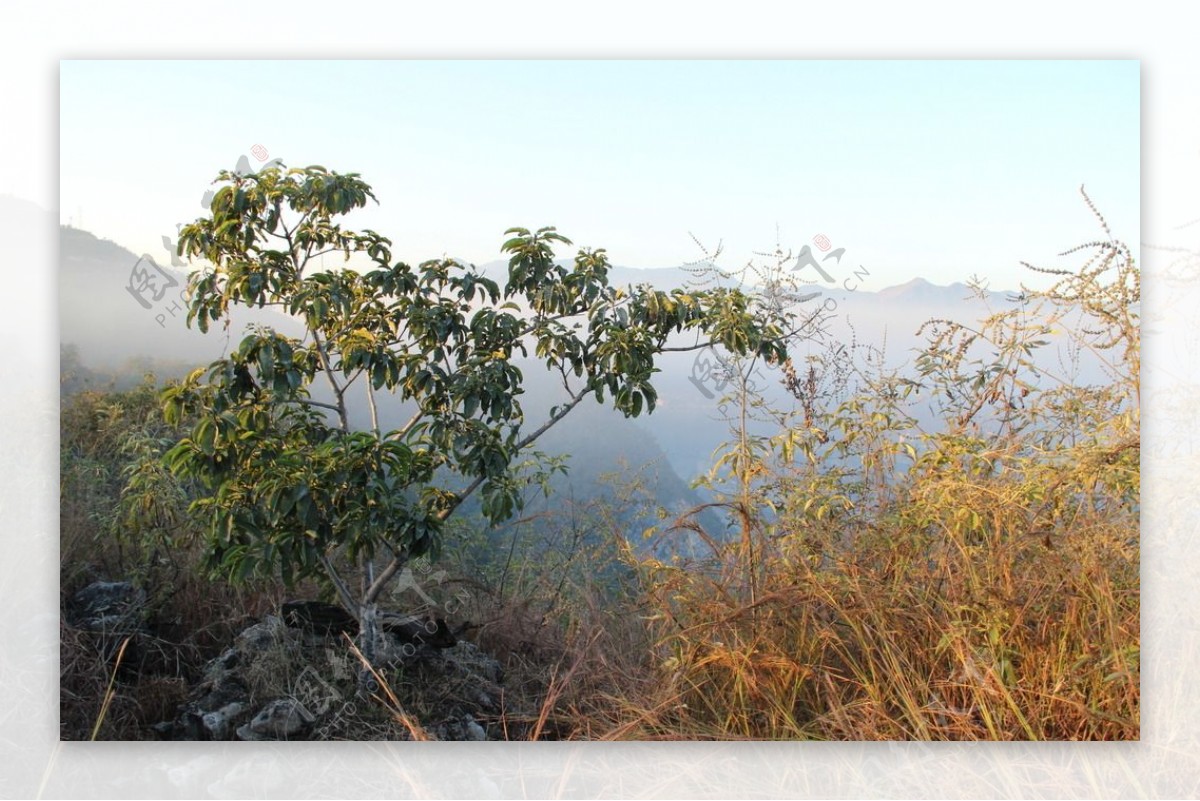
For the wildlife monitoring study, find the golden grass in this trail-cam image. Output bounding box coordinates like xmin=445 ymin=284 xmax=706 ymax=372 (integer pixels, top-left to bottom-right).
xmin=90 ymin=636 xmax=132 ymax=741
xmin=533 ymin=422 xmax=1140 ymax=742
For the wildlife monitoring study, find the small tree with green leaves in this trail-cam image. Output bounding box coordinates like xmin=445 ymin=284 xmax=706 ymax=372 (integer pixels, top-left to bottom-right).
xmin=158 ymin=164 xmax=797 ymax=672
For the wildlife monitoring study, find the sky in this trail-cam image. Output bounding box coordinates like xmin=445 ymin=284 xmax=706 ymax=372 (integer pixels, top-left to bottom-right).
xmin=60 ymin=59 xmax=1138 ymax=292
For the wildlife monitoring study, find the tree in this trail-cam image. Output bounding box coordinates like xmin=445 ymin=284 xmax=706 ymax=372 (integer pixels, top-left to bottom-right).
xmin=160 ymin=163 xmax=798 ymax=672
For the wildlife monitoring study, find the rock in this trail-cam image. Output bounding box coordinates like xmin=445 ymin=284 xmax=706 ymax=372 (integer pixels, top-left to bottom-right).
xmin=66 ymin=579 xmax=154 ymax=679
xmin=390 ymin=641 xmax=508 ymax=740
xmin=211 ymin=647 xmax=240 ymax=673
xmin=441 ymin=640 xmax=505 ymax=686
xmin=463 ymin=716 xmax=488 ymax=741
xmin=431 ymin=713 xmax=489 ymax=741
xmin=67 ymin=580 xmax=146 ymax=632
xmin=291 ymin=665 xmax=344 ymax=717
xmin=173 ymin=672 xmax=251 ymax=740
xmin=156 ymin=616 xmax=301 ymax=740
xmin=149 ymin=720 xmax=176 ymax=739
xmin=236 ymin=699 xmax=315 ymax=741
xmin=281 ymin=600 xmax=357 ymax=637
xmin=234 ymin=615 xmax=300 ymax=655
xmin=155 ymin=613 xmax=508 ymax=741
xmin=201 ymin=701 xmax=249 ymax=740
xmin=380 ymin=613 xmax=457 ymax=649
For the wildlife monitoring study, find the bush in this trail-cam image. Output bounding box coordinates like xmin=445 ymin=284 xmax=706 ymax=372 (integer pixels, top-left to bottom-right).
xmin=577 ymin=197 xmax=1139 ymax=740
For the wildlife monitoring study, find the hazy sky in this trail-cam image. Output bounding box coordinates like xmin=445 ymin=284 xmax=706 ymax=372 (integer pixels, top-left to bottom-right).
xmin=60 ymin=60 xmax=1138 ymax=289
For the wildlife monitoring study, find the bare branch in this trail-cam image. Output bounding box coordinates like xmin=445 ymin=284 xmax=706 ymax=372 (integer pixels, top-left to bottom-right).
xmin=366 ymin=381 xmax=380 ymax=436
xmin=363 ymin=551 xmax=408 ymax=606
xmin=318 ymin=553 xmax=360 ymax=617
xmin=295 ymin=398 xmax=343 ymax=414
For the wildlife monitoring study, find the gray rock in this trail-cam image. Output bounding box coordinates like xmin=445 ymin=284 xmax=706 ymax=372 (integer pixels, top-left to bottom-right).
xmin=201 ymin=701 xmax=249 ymax=740
xmin=236 ymin=699 xmax=315 ymax=741
xmin=234 ymin=615 xmax=299 ymax=654
xmin=156 ymin=617 xmax=300 ymax=740
xmin=463 ymin=715 xmax=488 ymax=741
xmin=432 ymin=713 xmax=489 ymax=741
xmin=68 ymin=580 xmax=146 ymax=632
xmin=441 ymin=641 xmax=505 ymax=685
xmin=155 ymin=615 xmax=509 ymax=741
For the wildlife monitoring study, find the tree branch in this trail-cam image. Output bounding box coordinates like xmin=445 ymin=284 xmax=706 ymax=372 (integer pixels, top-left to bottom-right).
xmin=310 ymin=329 xmax=349 ymax=430
xmin=513 ymin=388 xmax=591 ymax=452
xmin=435 ymin=387 xmax=593 ymax=524
xmin=318 ymin=552 xmax=360 ymax=617
xmin=659 ymin=340 xmax=718 ymax=353
xmin=390 ymin=408 xmax=426 ymax=442
xmin=296 ymin=398 xmax=343 ymax=414
xmin=366 ymin=381 xmax=380 ymax=437
xmin=363 ymin=551 xmax=408 ymax=607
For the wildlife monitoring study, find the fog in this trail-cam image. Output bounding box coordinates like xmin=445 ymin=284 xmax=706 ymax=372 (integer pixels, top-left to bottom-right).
xmin=60 ymin=220 xmax=1116 ymax=545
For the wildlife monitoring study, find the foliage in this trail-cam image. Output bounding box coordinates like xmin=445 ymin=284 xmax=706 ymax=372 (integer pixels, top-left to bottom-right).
xmin=61 ymin=378 xmax=198 ymax=578
xmin=60 ymin=380 xmax=280 ymax=740
xmin=581 ymin=194 xmax=1140 ymax=740
xmin=155 ymin=163 xmax=799 ymax=645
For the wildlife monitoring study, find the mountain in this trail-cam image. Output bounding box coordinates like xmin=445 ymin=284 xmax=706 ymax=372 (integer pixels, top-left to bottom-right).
xmin=60 ymin=224 xmax=1107 ymax=490
xmin=59 ymin=225 xmax=305 ymax=376
xmin=876 ymin=276 xmax=972 ymax=302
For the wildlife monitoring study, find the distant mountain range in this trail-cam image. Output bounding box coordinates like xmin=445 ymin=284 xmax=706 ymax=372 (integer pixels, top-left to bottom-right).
xmin=60 ymin=223 xmax=1104 ymax=492
xmin=60 ymin=224 xmax=305 ymax=374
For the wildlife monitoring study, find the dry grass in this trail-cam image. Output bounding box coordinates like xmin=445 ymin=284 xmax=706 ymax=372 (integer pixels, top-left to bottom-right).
xmin=60 ymin=622 xmax=191 ymax=741
xmin=61 ymin=378 xmax=1138 ymax=742
xmin=530 ymin=454 xmax=1139 ymax=742
xmin=519 ymin=223 xmax=1140 ymax=741
xmin=342 ymin=633 xmax=431 ymax=740
xmin=59 ymin=382 xmax=284 ymax=740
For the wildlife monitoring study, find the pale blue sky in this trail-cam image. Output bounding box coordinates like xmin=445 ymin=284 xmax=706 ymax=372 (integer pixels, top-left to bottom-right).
xmin=60 ymin=60 xmax=1138 ymax=289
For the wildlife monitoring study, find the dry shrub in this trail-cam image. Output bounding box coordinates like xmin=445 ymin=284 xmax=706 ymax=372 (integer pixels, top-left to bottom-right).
xmin=572 ymin=435 xmax=1138 ymax=741
xmin=60 ymin=381 xmax=283 ymax=740
xmin=59 ymin=622 xmax=190 ymax=740
xmin=550 ymin=204 xmax=1139 ymax=741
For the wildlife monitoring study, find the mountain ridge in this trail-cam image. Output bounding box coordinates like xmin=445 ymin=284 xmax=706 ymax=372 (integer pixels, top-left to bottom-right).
xmin=58 ymin=222 xmax=1049 ymax=485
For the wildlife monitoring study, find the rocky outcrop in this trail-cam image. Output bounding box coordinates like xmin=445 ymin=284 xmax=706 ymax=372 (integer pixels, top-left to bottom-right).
xmin=67 ymin=580 xmax=146 ymax=633
xmin=155 ymin=616 xmax=303 ymax=740
xmin=236 ymin=698 xmax=317 ymax=741
xmin=64 ymin=579 xmax=169 ymax=679
xmin=153 ymin=605 xmax=504 ymax=741
xmin=281 ymin=600 xmax=458 ymax=649
xmin=281 ymin=600 xmax=356 ymax=637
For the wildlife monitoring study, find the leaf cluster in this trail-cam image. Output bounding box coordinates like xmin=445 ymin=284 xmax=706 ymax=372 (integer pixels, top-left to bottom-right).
xmin=162 ymin=164 xmax=797 ymax=590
